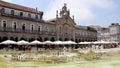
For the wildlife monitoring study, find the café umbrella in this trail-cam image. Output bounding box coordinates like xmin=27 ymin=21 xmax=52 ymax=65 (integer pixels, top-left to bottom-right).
xmin=30 ymin=40 xmax=42 ymax=45
xmin=17 ymin=40 xmax=29 ymax=45
xmin=0 ymin=40 xmax=17 ymax=45
xmin=93 ymin=41 xmax=109 ymax=44
xmin=78 ymin=41 xmax=92 ymax=44
xmin=53 ymin=40 xmax=63 ymax=45
xmin=63 ymin=40 xmax=77 ymax=45
xmin=43 ymin=40 xmax=53 ymax=45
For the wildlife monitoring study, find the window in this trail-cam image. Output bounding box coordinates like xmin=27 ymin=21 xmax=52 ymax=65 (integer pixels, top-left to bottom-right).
xmin=3 ymin=23 xmax=6 ymax=30
xmin=12 ymin=21 xmax=16 ymax=31
xmin=1 ymin=8 xmax=5 ymax=13
xmin=35 ymin=15 xmax=38 ymax=19
xmin=30 ymin=24 xmax=34 ymax=33
xmin=20 ymin=12 xmax=23 ymax=16
xmin=11 ymin=10 xmax=14 ymax=15
xmin=38 ymin=26 xmax=40 ymax=32
xmin=28 ymin=14 xmax=31 ymax=18
xmin=60 ymin=26 xmax=62 ymax=33
xmin=2 ymin=20 xmax=7 ymax=30
xmin=45 ymin=26 xmax=49 ymax=32
xmin=51 ymin=28 xmax=54 ymax=32
xmin=65 ymin=26 xmax=68 ymax=34
xmin=22 ymin=24 xmax=25 ymax=31
xmin=31 ymin=25 xmax=33 ymax=32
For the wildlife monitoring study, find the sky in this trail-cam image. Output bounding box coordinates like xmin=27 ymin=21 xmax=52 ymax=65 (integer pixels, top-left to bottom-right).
xmin=1 ymin=0 xmax=120 ymax=27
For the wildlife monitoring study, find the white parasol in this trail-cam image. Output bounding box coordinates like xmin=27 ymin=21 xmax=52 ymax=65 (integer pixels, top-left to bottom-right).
xmin=42 ymin=40 xmax=53 ymax=45
xmin=17 ymin=40 xmax=29 ymax=45
xmin=30 ymin=40 xmax=42 ymax=45
xmin=0 ymin=40 xmax=17 ymax=45
xmin=78 ymin=41 xmax=92 ymax=44
xmin=63 ymin=40 xmax=77 ymax=44
xmin=53 ymin=40 xmax=63 ymax=45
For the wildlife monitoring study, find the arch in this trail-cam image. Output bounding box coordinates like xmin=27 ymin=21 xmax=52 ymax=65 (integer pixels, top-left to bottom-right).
xmin=82 ymin=39 xmax=85 ymax=42
xmin=2 ymin=36 xmax=8 ymax=41
xmin=59 ymin=38 xmax=62 ymax=41
xmin=79 ymin=39 xmax=81 ymax=42
xmin=64 ymin=38 xmax=69 ymax=41
xmin=71 ymin=39 xmax=73 ymax=41
xmin=10 ymin=37 xmax=14 ymax=41
xmin=75 ymin=39 xmax=78 ymax=43
xmin=44 ymin=37 xmax=48 ymax=41
xmin=20 ymin=37 xmax=26 ymax=40
xmin=37 ymin=37 xmax=43 ymax=42
xmin=50 ymin=37 xmax=55 ymax=42
xmin=15 ymin=37 xmax=18 ymax=42
xmin=29 ymin=38 xmax=35 ymax=42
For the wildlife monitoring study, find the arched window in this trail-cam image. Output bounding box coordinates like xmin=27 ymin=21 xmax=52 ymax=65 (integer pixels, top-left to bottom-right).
xmin=22 ymin=24 xmax=25 ymax=31
xmin=12 ymin=21 xmax=16 ymax=31
xmin=2 ymin=20 xmax=7 ymax=31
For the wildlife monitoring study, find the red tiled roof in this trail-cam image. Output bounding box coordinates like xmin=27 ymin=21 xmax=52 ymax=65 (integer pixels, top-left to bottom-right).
xmin=109 ymin=23 xmax=120 ymax=27
xmin=0 ymin=1 xmax=40 ymax=14
xmin=47 ymin=18 xmax=57 ymax=22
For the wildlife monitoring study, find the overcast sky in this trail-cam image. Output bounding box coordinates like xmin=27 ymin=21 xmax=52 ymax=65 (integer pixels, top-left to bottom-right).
xmin=2 ymin=0 xmax=120 ymax=27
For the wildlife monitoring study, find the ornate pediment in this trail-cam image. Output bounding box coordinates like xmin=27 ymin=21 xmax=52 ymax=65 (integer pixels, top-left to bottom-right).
xmin=55 ymin=3 xmax=76 ymax=27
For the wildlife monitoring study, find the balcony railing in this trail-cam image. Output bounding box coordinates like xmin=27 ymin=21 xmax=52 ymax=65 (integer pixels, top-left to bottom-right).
xmin=0 ymin=27 xmax=56 ymax=36
xmin=75 ymin=34 xmax=97 ymax=39
xmin=1 ymin=12 xmax=43 ymax=22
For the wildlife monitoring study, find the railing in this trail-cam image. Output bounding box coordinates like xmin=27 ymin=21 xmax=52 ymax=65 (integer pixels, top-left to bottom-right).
xmin=75 ymin=34 xmax=97 ymax=39
xmin=0 ymin=27 xmax=56 ymax=35
xmin=1 ymin=12 xmax=43 ymax=22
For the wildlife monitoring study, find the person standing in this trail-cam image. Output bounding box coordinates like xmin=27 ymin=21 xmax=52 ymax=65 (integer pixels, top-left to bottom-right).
xmin=28 ymin=45 xmax=31 ymax=53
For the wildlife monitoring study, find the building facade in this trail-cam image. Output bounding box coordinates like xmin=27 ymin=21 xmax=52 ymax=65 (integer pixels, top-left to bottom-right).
xmin=99 ymin=28 xmax=110 ymax=41
xmin=109 ymin=23 xmax=120 ymax=42
xmin=89 ymin=23 xmax=120 ymax=43
xmin=0 ymin=1 xmax=97 ymax=42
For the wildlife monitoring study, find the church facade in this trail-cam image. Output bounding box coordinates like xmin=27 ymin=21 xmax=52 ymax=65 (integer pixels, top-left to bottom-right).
xmin=0 ymin=1 xmax=97 ymax=43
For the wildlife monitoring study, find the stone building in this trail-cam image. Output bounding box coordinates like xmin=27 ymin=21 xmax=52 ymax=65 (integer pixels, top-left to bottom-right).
xmin=89 ymin=23 xmax=120 ymax=43
xmin=100 ymin=28 xmax=110 ymax=41
xmin=0 ymin=1 xmax=97 ymax=42
xmin=109 ymin=23 xmax=120 ymax=42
